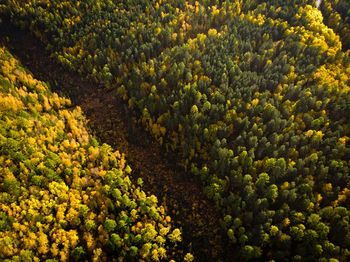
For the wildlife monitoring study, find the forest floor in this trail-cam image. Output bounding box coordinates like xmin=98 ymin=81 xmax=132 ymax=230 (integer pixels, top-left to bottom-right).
xmin=0 ymin=22 xmax=233 ymax=261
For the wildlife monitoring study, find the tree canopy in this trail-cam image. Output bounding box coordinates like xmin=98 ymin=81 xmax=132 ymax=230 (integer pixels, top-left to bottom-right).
xmin=2 ymin=0 xmax=350 ymax=260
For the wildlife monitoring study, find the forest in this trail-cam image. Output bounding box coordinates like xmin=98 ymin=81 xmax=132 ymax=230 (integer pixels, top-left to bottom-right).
xmin=0 ymin=0 xmax=349 ymax=261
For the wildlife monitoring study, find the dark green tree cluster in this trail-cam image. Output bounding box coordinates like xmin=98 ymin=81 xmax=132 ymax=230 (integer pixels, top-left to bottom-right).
xmin=0 ymin=47 xmax=190 ymax=261
xmin=3 ymin=0 xmax=350 ymax=260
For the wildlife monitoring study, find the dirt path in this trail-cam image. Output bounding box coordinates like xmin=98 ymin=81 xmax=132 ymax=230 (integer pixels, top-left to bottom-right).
xmin=0 ymin=23 xmax=232 ymax=261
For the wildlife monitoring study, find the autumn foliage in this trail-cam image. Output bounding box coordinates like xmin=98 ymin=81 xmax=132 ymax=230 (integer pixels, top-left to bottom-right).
xmin=0 ymin=47 xmax=186 ymax=261
xmin=2 ymin=0 xmax=350 ymax=260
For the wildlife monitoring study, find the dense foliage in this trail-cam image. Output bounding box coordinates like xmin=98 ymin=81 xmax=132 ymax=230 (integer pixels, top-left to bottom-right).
xmin=0 ymin=47 xmax=189 ymax=261
xmin=321 ymin=0 xmax=350 ymax=50
xmin=3 ymin=0 xmax=350 ymax=260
